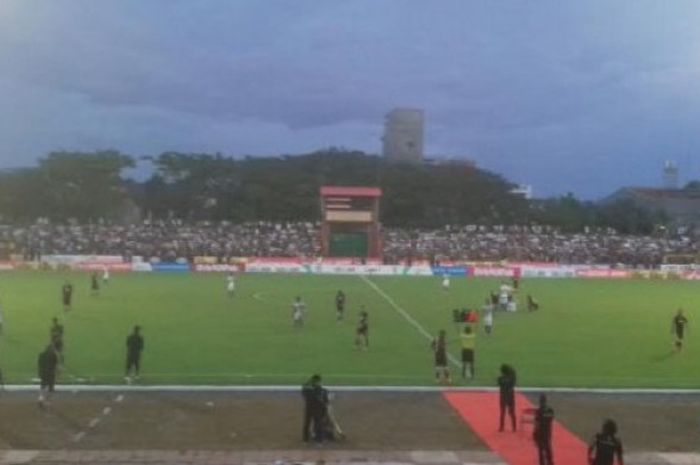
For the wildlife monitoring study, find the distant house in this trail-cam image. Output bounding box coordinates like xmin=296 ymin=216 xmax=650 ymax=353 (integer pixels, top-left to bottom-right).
xmin=603 ymin=187 xmax=700 ymax=225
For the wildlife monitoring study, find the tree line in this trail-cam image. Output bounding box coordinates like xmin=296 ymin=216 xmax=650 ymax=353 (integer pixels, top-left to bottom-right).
xmin=0 ymin=149 xmax=673 ymax=233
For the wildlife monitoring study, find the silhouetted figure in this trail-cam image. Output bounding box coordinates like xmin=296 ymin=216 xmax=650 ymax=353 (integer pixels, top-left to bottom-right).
xmin=533 ymin=394 xmax=554 ymax=465
xmin=497 ymin=364 xmax=517 ymax=431
xmin=588 ymin=419 xmax=624 ymax=465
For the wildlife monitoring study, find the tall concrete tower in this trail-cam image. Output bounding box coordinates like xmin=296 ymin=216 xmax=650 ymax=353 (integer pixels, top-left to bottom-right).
xmin=663 ymin=160 xmax=678 ymax=189
xmin=382 ymin=108 xmax=424 ymax=163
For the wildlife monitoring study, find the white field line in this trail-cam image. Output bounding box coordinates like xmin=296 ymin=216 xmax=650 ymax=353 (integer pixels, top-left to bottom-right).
xmin=3 ymin=384 xmax=700 ymax=394
xmin=360 ymin=275 xmax=461 ymax=368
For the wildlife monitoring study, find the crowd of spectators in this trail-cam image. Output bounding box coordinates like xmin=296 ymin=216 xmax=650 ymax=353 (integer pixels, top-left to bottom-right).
xmin=383 ymin=225 xmax=698 ymax=267
xmin=0 ymin=220 xmax=320 ymax=262
xmin=0 ymin=221 xmax=697 ymax=267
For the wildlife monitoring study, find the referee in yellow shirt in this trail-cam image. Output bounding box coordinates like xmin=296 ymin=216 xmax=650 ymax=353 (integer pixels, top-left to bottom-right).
xmin=460 ymin=325 xmax=476 ymax=379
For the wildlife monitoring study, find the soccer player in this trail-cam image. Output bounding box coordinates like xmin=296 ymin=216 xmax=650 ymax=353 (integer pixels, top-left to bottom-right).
xmin=102 ymin=266 xmax=110 ymax=285
xmin=90 ymin=271 xmax=100 ymax=296
xmin=483 ymin=298 xmax=494 ymax=335
xmin=460 ymin=325 xmax=476 ymax=379
xmin=50 ymin=317 xmax=65 ymax=364
xmin=335 ymin=290 xmax=346 ymax=321
xmin=527 ymin=294 xmax=540 ymax=312
xmin=62 ymin=281 xmax=73 ymax=312
xmin=355 ymin=309 xmax=369 ymax=350
xmin=37 ymin=344 xmax=59 ymax=408
xmin=671 ymin=309 xmax=688 ymax=352
xmin=226 ymin=273 xmax=236 ymax=298
xmin=442 ymin=274 xmax=450 ymax=291
xmin=533 ymin=394 xmax=554 ymax=465
xmin=431 ymin=330 xmax=451 ymax=384
xmin=292 ymin=296 xmax=306 ymax=328
xmin=125 ymin=325 xmax=144 ymax=383
xmin=497 ymin=364 xmax=517 ymax=432
xmin=588 ymin=419 xmax=624 ymax=465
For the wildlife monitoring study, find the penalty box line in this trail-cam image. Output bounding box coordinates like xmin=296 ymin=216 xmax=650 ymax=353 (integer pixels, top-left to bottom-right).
xmin=360 ymin=275 xmax=461 ymax=368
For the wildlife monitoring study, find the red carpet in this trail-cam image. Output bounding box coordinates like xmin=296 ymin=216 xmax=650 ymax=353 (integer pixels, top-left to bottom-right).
xmin=443 ymin=392 xmax=589 ymax=465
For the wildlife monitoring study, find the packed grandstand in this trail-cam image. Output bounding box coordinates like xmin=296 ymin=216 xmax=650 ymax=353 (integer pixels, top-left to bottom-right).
xmin=0 ymin=220 xmax=697 ymax=267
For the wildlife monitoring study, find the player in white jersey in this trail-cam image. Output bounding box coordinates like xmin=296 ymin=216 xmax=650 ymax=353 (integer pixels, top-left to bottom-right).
xmin=226 ymin=273 xmax=236 ymax=298
xmin=442 ymin=275 xmax=451 ymax=291
xmin=482 ymin=298 xmax=494 ymax=335
xmin=292 ymin=296 xmax=306 ymax=328
xmin=102 ymin=266 xmax=110 ymax=284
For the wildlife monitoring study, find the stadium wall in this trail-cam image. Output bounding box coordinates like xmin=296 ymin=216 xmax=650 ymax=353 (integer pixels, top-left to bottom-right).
xmin=0 ymin=255 xmax=695 ymax=280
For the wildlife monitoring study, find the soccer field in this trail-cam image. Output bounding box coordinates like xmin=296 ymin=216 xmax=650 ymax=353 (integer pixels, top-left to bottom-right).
xmin=0 ymin=271 xmax=698 ymax=388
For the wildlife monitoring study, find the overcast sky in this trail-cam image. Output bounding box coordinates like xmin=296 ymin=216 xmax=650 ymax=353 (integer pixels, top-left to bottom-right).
xmin=1 ymin=1 xmax=699 ymax=198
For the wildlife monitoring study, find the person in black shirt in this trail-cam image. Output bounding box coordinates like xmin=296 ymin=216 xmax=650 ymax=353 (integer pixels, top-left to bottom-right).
xmin=335 ymin=290 xmax=346 ymax=322
xmin=125 ymin=326 xmax=144 ymax=383
xmin=62 ymin=282 xmax=73 ymax=312
xmin=90 ymin=272 xmax=100 ymax=296
xmin=50 ymin=317 xmax=65 ymax=364
xmin=533 ymin=394 xmax=554 ymax=465
xmin=497 ymin=364 xmax=517 ymax=432
xmin=38 ymin=344 xmax=59 ymax=408
xmin=671 ymin=309 xmax=688 ymax=352
xmin=588 ymin=419 xmax=623 ymax=465
xmin=356 ymin=310 xmax=369 ymax=350
xmin=301 ymin=374 xmax=325 ymax=443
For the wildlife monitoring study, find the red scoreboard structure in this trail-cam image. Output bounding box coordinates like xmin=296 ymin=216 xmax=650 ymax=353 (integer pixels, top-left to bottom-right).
xmin=320 ymin=186 xmax=382 ymax=258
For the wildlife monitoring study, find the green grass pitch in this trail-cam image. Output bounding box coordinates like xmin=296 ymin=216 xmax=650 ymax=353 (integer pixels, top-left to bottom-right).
xmin=0 ymin=271 xmax=698 ymax=388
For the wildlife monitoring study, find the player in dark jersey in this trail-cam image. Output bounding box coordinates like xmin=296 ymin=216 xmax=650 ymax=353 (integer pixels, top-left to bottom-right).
xmin=497 ymin=363 xmax=517 ymax=432
xmin=671 ymin=309 xmax=688 ymax=352
xmin=533 ymin=394 xmax=554 ymax=465
xmin=37 ymin=344 xmax=59 ymax=408
xmin=50 ymin=317 xmax=65 ymax=364
xmin=335 ymin=290 xmax=346 ymax=322
xmin=355 ymin=309 xmax=369 ymax=350
xmin=588 ymin=419 xmax=623 ymax=465
xmin=125 ymin=325 xmax=144 ymax=383
xmin=90 ymin=271 xmax=100 ymax=296
xmin=62 ymin=282 xmax=73 ymax=312
xmin=431 ymin=330 xmax=451 ymax=384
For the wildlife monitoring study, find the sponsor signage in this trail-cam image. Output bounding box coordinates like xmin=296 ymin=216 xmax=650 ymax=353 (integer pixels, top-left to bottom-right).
xmin=193 ymin=264 xmax=242 ymax=273
xmin=151 ymin=262 xmax=190 ymax=272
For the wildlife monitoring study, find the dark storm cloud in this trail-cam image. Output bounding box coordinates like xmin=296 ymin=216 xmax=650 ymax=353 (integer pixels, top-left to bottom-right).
xmin=1 ymin=0 xmax=699 ymax=197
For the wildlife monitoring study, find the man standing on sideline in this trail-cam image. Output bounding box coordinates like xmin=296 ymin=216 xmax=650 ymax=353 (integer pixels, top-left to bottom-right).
xmin=38 ymin=344 xmax=58 ymax=408
xmin=460 ymin=325 xmax=476 ymax=379
xmin=301 ymin=374 xmax=325 ymax=443
xmin=588 ymin=419 xmax=624 ymax=465
xmin=498 ymin=364 xmax=517 ymax=432
xmin=125 ymin=326 xmax=144 ymax=383
xmin=671 ymin=309 xmax=688 ymax=352
xmin=533 ymin=394 xmax=554 ymax=465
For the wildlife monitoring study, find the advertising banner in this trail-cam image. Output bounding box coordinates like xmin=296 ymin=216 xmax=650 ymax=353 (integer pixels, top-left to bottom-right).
xmin=151 ymin=262 xmax=190 ymax=272
xmin=431 ymin=266 xmax=468 ymax=276
xmin=575 ymin=269 xmax=632 ymax=279
xmin=193 ymin=264 xmax=242 ymax=273
xmin=472 ymin=267 xmax=516 ymax=277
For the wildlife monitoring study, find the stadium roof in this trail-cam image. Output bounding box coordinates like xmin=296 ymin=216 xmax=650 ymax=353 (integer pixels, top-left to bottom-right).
xmin=320 ymin=186 xmax=382 ymax=197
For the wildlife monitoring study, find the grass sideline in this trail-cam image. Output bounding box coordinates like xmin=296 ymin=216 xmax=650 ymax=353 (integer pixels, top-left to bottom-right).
xmin=0 ymin=271 xmax=698 ymax=388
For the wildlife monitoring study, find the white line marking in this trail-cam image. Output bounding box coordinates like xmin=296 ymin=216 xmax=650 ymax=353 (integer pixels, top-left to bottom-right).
xmin=102 ymin=407 xmax=112 ymax=415
xmin=72 ymin=431 xmax=86 ymax=442
xmin=360 ymin=275 xmax=461 ymax=367
xmin=87 ymin=418 xmax=100 ymax=428
xmin=114 ymin=394 xmax=124 ymax=402
xmin=1 ymin=384 xmax=700 ymax=393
